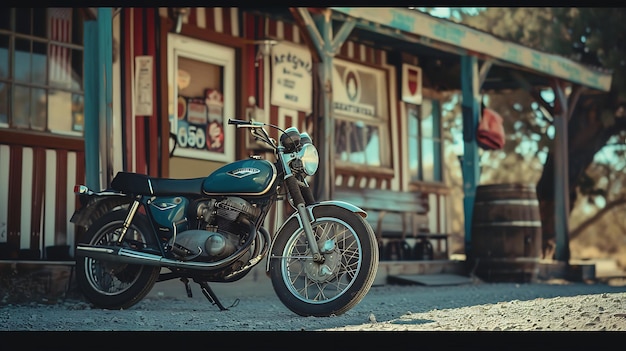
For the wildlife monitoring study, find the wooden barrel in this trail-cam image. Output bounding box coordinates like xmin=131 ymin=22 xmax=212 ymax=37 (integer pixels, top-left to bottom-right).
xmin=469 ymin=183 xmax=542 ymax=283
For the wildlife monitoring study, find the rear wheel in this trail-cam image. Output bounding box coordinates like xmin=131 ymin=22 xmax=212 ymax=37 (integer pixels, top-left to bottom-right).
xmin=76 ymin=210 xmax=160 ymax=310
xmin=269 ymin=205 xmax=379 ymax=317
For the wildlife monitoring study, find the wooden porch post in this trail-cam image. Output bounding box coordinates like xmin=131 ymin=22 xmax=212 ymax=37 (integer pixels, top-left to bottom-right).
xmin=294 ymin=8 xmax=355 ymax=201
xmin=552 ymin=80 xmax=571 ymax=263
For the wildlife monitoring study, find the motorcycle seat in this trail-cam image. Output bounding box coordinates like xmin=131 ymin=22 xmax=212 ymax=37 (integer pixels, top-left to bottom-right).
xmin=110 ymin=172 xmax=205 ymax=196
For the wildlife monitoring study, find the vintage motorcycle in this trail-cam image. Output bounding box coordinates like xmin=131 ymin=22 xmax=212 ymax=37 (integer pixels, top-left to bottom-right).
xmin=70 ymin=118 xmax=379 ymax=317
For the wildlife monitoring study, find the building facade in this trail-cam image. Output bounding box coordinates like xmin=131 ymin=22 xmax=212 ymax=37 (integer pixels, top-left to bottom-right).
xmin=0 ymin=7 xmax=611 ymax=263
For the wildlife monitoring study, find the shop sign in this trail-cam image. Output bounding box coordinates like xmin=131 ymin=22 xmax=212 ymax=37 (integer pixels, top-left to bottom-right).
xmin=332 ymin=59 xmax=381 ymax=119
xmin=270 ymin=42 xmax=313 ymax=113
xmin=401 ymin=63 xmax=422 ymax=105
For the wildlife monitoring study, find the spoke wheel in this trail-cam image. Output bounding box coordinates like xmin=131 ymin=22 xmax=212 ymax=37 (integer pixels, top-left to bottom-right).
xmin=270 ymin=205 xmax=378 ymax=317
xmin=76 ymin=210 xmax=160 ymax=310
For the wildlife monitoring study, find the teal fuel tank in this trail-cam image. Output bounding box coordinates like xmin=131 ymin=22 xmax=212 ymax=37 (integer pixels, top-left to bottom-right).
xmin=202 ymin=159 xmax=277 ymax=195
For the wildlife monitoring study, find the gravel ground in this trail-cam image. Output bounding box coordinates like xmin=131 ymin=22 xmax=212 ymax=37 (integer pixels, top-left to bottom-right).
xmin=2 ymin=275 xmax=626 ymax=332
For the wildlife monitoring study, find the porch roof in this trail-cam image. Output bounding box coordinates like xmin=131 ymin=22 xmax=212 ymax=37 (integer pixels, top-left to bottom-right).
xmin=331 ymin=7 xmax=613 ymax=92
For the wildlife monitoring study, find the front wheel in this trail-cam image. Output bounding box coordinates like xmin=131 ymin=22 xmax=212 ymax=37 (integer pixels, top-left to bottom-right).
xmin=269 ymin=205 xmax=379 ymax=317
xmin=76 ymin=210 xmax=160 ymax=310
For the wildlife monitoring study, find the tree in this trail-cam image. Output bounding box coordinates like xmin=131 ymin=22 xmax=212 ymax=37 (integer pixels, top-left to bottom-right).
xmin=438 ymin=8 xmax=626 ymax=259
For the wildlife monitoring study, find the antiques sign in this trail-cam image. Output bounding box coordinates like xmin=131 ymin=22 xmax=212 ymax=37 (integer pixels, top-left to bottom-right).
xmin=270 ymin=42 xmax=312 ymax=113
xmin=332 ymin=59 xmax=382 ymax=119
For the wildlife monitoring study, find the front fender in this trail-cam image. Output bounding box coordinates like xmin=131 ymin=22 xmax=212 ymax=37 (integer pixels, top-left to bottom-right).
xmin=265 ymin=201 xmax=367 ymax=272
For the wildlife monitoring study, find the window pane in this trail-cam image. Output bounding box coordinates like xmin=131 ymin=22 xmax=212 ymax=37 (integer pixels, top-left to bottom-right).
xmin=407 ymin=104 xmax=420 ymax=180
xmin=0 ymin=35 xmax=8 ymax=79
xmin=174 ymin=57 xmax=223 ymax=152
xmin=33 ymin=8 xmax=47 ymax=38
xmin=15 ymin=8 xmax=30 ymax=35
xmin=72 ymin=93 xmax=84 ymax=132
xmin=431 ymin=100 xmax=441 ymax=138
xmin=0 ymin=83 xmax=8 ymax=124
xmin=420 ymin=138 xmax=442 ymax=183
xmin=70 ymin=47 xmax=82 ymax=90
xmin=433 ymin=140 xmax=442 ymax=181
xmin=14 ymin=38 xmax=31 ymax=82
xmin=421 ymin=138 xmax=435 ymax=182
xmin=335 ymin=119 xmax=381 ymax=166
xmin=31 ymin=88 xmax=46 ymax=131
xmin=421 ymin=99 xmax=433 ymax=138
xmin=32 ymin=41 xmax=47 ymax=85
xmin=48 ymin=8 xmax=74 ymax=89
xmin=48 ymin=8 xmax=72 ymax=42
xmin=48 ymin=90 xmax=72 ymax=133
xmin=13 ymin=85 xmax=30 ymax=128
xmin=71 ymin=10 xmax=82 ymax=46
xmin=0 ymin=9 xmax=10 ymax=31
xmin=49 ymin=44 xmax=72 ymax=88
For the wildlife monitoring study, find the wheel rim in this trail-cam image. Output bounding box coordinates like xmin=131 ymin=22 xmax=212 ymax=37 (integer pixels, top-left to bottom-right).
xmin=280 ymin=216 xmax=362 ymax=304
xmin=84 ymin=222 xmax=148 ymax=296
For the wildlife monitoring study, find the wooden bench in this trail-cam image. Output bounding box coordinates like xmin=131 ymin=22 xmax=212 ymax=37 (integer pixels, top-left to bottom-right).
xmin=334 ymin=187 xmax=450 ymax=260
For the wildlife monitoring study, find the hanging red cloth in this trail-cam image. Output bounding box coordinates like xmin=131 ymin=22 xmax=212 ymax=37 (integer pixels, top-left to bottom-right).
xmin=477 ymin=107 xmax=505 ymax=150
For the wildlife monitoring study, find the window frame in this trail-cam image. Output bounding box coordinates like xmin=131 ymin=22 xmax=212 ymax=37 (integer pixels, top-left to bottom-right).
xmin=0 ymin=8 xmax=84 ymax=136
xmin=167 ymin=33 xmax=235 ymax=163
xmin=332 ymin=57 xmax=392 ymax=172
xmin=406 ymin=95 xmax=444 ymax=186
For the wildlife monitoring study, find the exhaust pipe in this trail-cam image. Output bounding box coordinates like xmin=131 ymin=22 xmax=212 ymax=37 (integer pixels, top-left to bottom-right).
xmin=75 ymin=244 xmax=236 ymax=271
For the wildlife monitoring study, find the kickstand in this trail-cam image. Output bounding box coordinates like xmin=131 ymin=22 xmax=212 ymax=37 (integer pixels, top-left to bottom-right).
xmin=195 ymin=280 xmax=237 ymax=311
xmin=180 ymin=277 xmax=193 ymax=298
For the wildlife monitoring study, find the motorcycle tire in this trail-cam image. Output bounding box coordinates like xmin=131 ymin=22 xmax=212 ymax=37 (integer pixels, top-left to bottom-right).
xmin=269 ymin=205 xmax=379 ymax=317
xmin=76 ymin=210 xmax=160 ymax=310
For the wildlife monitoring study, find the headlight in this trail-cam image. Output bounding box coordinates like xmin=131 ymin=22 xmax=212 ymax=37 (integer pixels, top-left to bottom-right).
xmin=298 ymin=143 xmax=319 ymax=176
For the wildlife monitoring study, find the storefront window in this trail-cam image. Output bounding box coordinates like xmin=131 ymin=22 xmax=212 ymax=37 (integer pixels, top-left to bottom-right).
xmin=408 ymin=99 xmax=443 ymax=182
xmin=0 ymin=8 xmax=83 ymax=135
xmin=167 ymin=33 xmax=235 ymax=162
xmin=333 ymin=58 xmax=390 ymax=168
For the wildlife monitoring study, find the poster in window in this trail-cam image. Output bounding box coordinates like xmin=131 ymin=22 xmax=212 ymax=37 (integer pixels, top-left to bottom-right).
xmin=205 ymin=89 xmax=225 ymax=153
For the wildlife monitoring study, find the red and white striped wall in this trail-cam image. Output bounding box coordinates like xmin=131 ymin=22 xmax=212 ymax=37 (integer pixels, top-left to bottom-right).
xmin=158 ymin=7 xmax=240 ymax=36
xmin=0 ymin=144 xmax=84 ymax=259
xmin=337 ymin=39 xmax=387 ymax=66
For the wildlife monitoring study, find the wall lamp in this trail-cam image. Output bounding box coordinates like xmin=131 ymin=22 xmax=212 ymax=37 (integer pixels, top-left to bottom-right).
xmin=171 ymin=7 xmax=191 ymax=33
xmin=253 ymin=39 xmax=279 ymax=67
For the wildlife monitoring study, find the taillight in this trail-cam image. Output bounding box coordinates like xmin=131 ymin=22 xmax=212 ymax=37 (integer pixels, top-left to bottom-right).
xmin=74 ymin=185 xmax=89 ymax=194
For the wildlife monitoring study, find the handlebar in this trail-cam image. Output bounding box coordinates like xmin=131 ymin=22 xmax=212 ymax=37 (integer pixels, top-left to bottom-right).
xmin=228 ymin=118 xmax=265 ymax=127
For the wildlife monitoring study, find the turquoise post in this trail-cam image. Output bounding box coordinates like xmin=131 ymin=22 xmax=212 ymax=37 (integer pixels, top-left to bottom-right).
xmin=98 ymin=8 xmax=113 ymax=186
xmin=460 ymin=55 xmax=481 ymax=259
xmin=83 ymin=20 xmax=100 ymax=190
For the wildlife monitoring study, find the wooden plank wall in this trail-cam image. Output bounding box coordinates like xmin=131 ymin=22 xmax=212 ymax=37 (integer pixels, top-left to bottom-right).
xmin=0 ymin=143 xmax=84 ymax=259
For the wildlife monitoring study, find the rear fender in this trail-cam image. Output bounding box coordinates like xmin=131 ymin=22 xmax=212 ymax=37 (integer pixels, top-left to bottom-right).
xmin=265 ymin=200 xmax=367 ymax=272
xmin=70 ymin=194 xmax=132 ymax=229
